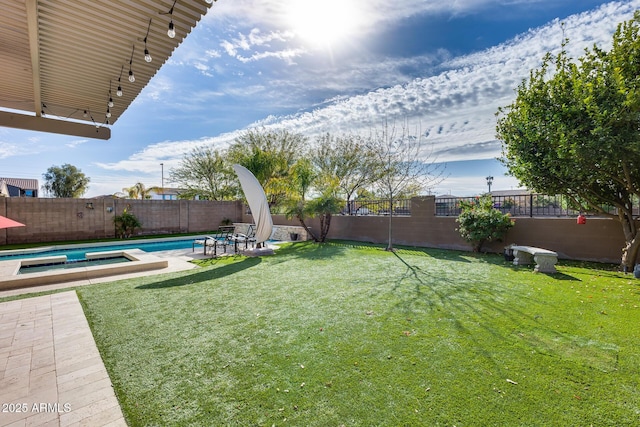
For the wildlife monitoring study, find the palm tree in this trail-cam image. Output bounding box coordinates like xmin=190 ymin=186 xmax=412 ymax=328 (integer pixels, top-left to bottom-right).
xmin=283 ymin=159 xmax=342 ymax=242
xmin=305 ymin=192 xmax=343 ymax=242
xmin=121 ymin=182 xmax=161 ymax=199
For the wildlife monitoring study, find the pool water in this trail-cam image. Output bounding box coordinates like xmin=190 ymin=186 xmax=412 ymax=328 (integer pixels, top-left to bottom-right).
xmin=0 ymin=238 xmax=280 ymax=262
xmin=0 ymin=239 xmax=198 ymax=262
xmin=18 ymin=256 xmax=130 ymax=274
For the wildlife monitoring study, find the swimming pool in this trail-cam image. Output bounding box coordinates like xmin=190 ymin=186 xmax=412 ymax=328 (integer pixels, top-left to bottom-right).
xmin=0 ymin=236 xmax=280 ymax=262
xmin=0 ymin=237 xmax=201 ymax=262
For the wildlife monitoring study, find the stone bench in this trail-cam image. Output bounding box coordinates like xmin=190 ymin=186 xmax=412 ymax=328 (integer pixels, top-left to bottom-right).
xmin=510 ymin=245 xmax=558 ymax=273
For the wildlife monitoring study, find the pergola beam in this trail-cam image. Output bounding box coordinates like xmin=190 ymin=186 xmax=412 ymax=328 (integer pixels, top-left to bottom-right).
xmin=0 ymin=111 xmax=111 ymax=140
xmin=25 ymin=0 xmax=42 ymax=117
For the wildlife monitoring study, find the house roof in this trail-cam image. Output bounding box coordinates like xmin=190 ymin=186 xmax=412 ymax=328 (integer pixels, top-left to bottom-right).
xmin=0 ymin=178 xmax=39 ymax=190
xmin=153 ymin=187 xmax=182 ymax=195
xmin=0 ymin=0 xmax=213 ymax=140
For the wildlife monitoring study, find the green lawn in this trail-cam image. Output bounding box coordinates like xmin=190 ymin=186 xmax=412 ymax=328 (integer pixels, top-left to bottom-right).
xmin=75 ymin=241 xmax=639 ymax=426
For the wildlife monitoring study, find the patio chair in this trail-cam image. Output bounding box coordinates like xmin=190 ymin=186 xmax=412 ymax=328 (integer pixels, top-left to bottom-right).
xmin=229 ymin=224 xmax=257 ymax=252
xmin=193 ymin=228 xmax=232 ymax=257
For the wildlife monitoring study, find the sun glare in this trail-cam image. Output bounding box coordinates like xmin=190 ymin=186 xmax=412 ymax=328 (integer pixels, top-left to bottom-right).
xmin=286 ymin=0 xmax=361 ymax=47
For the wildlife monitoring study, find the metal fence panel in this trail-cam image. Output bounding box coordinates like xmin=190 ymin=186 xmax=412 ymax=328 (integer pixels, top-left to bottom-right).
xmin=340 ymin=199 xmax=412 ymax=216
xmin=435 ymin=194 xmax=626 ymax=217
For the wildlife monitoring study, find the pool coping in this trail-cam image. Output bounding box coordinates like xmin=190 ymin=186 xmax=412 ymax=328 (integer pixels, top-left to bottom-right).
xmin=0 ymin=249 xmax=168 ymax=291
xmin=0 ymin=235 xmax=207 ymax=258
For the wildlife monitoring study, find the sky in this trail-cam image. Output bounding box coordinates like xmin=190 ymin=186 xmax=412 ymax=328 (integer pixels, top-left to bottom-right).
xmin=1 ymin=0 xmax=639 ymax=197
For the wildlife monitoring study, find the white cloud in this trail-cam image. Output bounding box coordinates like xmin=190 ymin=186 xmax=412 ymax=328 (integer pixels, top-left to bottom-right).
xmin=97 ymin=1 xmax=640 ymax=181
xmin=0 ymin=137 xmax=50 ymax=159
xmin=142 ymin=75 xmax=173 ymax=101
xmin=206 ymin=0 xmax=528 ymax=33
xmin=219 ymin=28 xmax=303 ymax=64
xmin=65 ymin=139 xmax=88 ymax=148
xmin=206 ymin=49 xmax=221 ymax=58
xmin=0 ymin=141 xmax=21 ymax=159
xmin=236 ymin=1 xmax=640 ymax=162
xmin=94 ymin=133 xmax=241 ymax=173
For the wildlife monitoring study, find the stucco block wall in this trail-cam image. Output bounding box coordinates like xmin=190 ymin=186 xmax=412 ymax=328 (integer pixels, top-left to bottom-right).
xmin=268 ymin=196 xmax=627 ymax=264
xmin=0 ymin=198 xmax=243 ymax=245
xmin=0 ymin=196 xmax=629 ymax=264
xmin=485 ymin=217 xmax=626 ymax=263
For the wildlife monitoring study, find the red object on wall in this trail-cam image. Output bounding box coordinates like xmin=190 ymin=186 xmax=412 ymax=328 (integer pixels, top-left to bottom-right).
xmin=577 ymin=214 xmax=587 ymax=225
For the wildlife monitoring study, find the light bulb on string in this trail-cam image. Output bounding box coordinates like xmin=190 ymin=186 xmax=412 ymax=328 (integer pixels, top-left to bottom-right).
xmin=128 ymin=44 xmax=135 ymax=83
xmin=164 ymin=1 xmax=178 ymax=38
xmin=108 ymin=82 xmax=114 ymax=107
xmin=143 ymin=18 xmax=153 ymax=62
xmin=117 ymin=66 xmax=124 ymax=96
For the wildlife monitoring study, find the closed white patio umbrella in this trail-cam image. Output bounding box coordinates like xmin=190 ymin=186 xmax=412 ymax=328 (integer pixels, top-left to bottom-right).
xmin=233 ymin=164 xmax=273 ymax=245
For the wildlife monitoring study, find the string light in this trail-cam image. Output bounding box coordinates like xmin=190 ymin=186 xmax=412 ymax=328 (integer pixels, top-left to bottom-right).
xmin=143 ymin=18 xmax=153 ymax=62
xmin=117 ymin=66 xmax=124 ymax=96
xmin=128 ymin=44 xmax=136 ymax=83
xmin=108 ymin=82 xmax=114 ymax=107
xmin=88 ymin=111 xmax=99 ymax=129
xmin=165 ymin=0 xmax=178 ymax=38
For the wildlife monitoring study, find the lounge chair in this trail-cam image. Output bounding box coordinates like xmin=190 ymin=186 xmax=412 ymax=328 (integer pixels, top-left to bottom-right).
xmin=229 ymin=224 xmax=257 ymax=252
xmin=192 ymin=228 xmax=232 ymax=257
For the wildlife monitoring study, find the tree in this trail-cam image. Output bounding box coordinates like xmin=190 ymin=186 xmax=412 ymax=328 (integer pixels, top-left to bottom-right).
xmin=227 ymin=128 xmax=306 ymax=207
xmin=312 ymin=133 xmax=381 ymax=214
xmin=305 ymin=191 xmax=343 ymax=242
xmin=367 ymin=120 xmax=445 ymax=251
xmin=456 ymin=195 xmax=514 ymax=252
xmin=169 ymin=147 xmax=239 ymax=200
xmin=42 ymin=164 xmax=90 ymax=198
xmin=283 ymin=158 xmax=321 ymax=241
xmin=120 ymin=182 xmax=159 ymax=200
xmin=496 ymin=14 xmax=640 ymax=270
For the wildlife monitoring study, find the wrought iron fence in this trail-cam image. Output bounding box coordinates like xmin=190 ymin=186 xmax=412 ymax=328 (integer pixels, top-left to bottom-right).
xmin=340 ymin=199 xmax=412 ymax=216
xmin=435 ymin=194 xmax=632 ymax=217
xmin=265 ymin=194 xmax=635 ymax=218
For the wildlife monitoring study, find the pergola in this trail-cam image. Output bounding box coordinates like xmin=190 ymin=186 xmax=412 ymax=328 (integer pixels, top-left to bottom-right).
xmin=0 ymin=0 xmax=214 ymax=140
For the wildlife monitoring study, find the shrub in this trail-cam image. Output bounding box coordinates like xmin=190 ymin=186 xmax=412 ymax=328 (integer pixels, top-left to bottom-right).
xmin=456 ymin=195 xmax=514 ymax=252
xmin=113 ymin=208 xmax=142 ymax=239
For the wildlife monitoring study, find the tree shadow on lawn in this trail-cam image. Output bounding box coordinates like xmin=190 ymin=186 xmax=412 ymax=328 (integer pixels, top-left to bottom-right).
xmin=379 ymin=252 xmax=621 ymax=372
xmin=135 ymin=257 xmax=262 ymax=290
xmin=329 ymin=240 xmax=476 ymax=263
xmin=266 ymin=241 xmax=348 ymax=265
xmin=382 ymin=251 xmax=557 ymax=338
xmin=464 ymin=252 xmax=583 ymax=281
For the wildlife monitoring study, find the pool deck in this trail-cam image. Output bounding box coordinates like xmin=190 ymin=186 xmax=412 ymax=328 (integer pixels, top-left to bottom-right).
xmin=0 ymin=246 xmax=226 ymax=426
xmin=0 ymin=247 xmax=212 ymax=298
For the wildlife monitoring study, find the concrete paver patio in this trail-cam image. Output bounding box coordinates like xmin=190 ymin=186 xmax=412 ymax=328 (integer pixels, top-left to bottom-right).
xmin=0 ymin=291 xmax=126 ymax=426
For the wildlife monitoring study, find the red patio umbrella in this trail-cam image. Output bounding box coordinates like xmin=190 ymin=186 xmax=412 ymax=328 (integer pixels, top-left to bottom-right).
xmin=0 ymin=215 xmax=25 ymax=229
